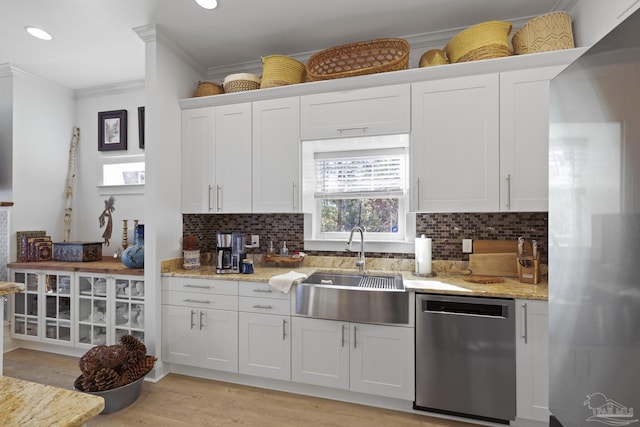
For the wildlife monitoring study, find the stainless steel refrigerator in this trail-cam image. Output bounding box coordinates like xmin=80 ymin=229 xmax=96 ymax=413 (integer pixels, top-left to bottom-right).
xmin=548 ymin=8 xmax=640 ymax=427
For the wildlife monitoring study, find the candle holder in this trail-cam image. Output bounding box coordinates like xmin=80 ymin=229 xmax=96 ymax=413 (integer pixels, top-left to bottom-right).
xmin=122 ymin=220 xmax=129 ymax=249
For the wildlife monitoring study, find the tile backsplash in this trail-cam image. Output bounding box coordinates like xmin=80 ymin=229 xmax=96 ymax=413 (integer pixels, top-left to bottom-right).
xmin=183 ymin=212 xmax=547 ymax=262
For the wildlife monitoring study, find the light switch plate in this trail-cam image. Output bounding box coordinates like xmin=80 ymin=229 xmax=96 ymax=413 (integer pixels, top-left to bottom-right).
xmin=251 ymin=235 xmax=259 ymax=247
xmin=462 ymin=239 xmax=473 ymax=253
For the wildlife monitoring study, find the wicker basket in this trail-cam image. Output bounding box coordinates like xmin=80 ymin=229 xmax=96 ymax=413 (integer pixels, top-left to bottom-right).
xmin=512 ymin=12 xmax=574 ymax=55
xmin=223 ymin=73 xmax=261 ymax=93
xmin=260 ymin=55 xmax=306 ymax=89
xmin=305 ymin=38 xmax=410 ymax=81
xmin=193 ymin=81 xmax=224 ymax=97
xmin=419 ymin=49 xmax=449 ymax=67
xmin=444 ymin=21 xmax=512 ymax=63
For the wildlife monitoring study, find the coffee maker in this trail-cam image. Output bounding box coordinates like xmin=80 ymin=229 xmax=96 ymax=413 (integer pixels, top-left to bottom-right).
xmin=216 ymin=231 xmax=246 ymax=274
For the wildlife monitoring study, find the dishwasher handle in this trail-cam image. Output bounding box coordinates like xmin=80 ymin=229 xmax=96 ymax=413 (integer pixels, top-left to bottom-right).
xmin=422 ymin=299 xmax=510 ymax=318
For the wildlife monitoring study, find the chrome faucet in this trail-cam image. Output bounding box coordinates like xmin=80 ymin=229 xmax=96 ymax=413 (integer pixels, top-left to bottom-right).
xmin=346 ymin=225 xmax=366 ymax=272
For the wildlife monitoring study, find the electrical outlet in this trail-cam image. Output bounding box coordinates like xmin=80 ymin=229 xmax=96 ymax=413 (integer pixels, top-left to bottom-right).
xmin=462 ymin=239 xmax=473 ymax=253
xmin=251 ymin=235 xmax=259 ymax=247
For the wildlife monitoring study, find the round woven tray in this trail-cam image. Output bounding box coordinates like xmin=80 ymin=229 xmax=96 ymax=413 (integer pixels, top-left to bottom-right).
xmin=419 ymin=49 xmax=448 ymax=67
xmin=512 ymin=11 xmax=574 ymax=55
xmin=223 ymin=73 xmax=261 ymax=93
xmin=305 ymin=38 xmax=410 ymax=81
xmin=193 ymin=81 xmax=224 ymax=97
xmin=445 ymin=21 xmax=512 ymax=63
xmin=261 ymin=55 xmax=306 ymax=89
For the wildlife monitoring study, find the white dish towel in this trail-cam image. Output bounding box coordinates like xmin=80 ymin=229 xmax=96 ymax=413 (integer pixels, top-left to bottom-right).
xmin=268 ymin=271 xmax=308 ymax=294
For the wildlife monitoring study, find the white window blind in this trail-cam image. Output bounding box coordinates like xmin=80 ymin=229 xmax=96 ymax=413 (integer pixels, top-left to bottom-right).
xmin=314 ymin=148 xmax=406 ymax=198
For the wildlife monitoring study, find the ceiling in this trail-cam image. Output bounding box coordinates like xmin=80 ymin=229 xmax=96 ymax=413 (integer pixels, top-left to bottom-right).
xmin=0 ymin=0 xmax=570 ymax=91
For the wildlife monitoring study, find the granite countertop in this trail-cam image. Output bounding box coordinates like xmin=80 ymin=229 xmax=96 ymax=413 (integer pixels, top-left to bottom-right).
xmin=8 ymin=257 xmax=143 ymax=276
xmin=0 ymin=281 xmax=24 ymax=296
xmin=162 ymin=255 xmax=548 ymax=300
xmin=0 ymin=376 xmax=104 ymax=427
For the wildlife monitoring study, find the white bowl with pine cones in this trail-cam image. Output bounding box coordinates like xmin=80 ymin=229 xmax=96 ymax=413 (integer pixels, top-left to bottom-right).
xmin=74 ymin=335 xmax=156 ymax=413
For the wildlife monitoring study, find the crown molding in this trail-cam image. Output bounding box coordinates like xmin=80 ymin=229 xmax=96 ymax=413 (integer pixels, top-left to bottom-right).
xmin=75 ymin=79 xmax=145 ymax=99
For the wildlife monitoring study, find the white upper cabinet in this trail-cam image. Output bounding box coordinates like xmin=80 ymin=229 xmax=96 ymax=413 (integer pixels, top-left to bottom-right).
xmin=181 ymin=107 xmax=215 ymax=213
xmin=500 ymin=67 xmax=564 ymax=212
xmin=300 ymin=84 xmax=410 ymax=140
xmin=411 ymin=74 xmax=500 ymax=212
xmin=252 ymin=97 xmax=301 ymax=213
xmin=214 ymin=103 xmax=253 ymax=213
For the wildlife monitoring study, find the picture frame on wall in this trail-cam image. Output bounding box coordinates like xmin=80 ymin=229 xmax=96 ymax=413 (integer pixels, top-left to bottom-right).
xmin=98 ymin=109 xmax=127 ymax=151
xmin=138 ymin=106 xmax=145 ymax=149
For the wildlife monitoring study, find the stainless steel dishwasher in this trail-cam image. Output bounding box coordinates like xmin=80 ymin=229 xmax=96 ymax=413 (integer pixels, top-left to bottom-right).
xmin=414 ymin=293 xmax=516 ymax=424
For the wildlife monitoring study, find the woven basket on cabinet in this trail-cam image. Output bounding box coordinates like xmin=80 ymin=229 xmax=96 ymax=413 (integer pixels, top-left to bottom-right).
xmin=223 ymin=73 xmax=261 ymax=93
xmin=511 ymin=12 xmax=574 ymax=55
xmin=260 ymin=55 xmax=306 ymax=89
xmin=444 ymin=21 xmax=513 ymax=63
xmin=305 ymin=38 xmax=410 ymax=81
xmin=193 ymin=81 xmax=224 ymax=97
xmin=419 ymin=49 xmax=449 ymax=67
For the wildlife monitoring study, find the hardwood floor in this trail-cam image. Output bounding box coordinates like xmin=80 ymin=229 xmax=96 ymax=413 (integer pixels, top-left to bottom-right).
xmin=3 ymin=348 xmax=482 ymax=427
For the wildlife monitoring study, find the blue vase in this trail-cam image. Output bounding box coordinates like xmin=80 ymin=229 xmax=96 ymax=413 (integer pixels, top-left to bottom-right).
xmin=122 ymin=224 xmax=144 ymax=269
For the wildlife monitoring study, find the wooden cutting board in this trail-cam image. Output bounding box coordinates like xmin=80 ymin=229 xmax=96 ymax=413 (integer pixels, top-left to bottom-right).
xmin=468 ymin=253 xmax=518 ymax=277
xmin=463 ymin=276 xmax=505 ymax=284
xmin=473 ymin=239 xmax=518 ymax=254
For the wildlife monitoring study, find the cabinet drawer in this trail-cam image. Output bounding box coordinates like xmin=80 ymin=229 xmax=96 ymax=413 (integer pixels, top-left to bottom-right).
xmin=300 ymin=84 xmax=410 ymax=140
xmin=163 ymin=291 xmax=238 ymax=311
xmin=239 ymin=296 xmax=290 ymax=315
xmin=238 ymin=281 xmax=290 ymax=300
xmin=162 ymin=277 xmax=238 ymax=295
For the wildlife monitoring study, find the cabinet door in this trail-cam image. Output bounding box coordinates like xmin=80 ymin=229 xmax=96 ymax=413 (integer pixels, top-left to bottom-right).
xmin=516 ymin=300 xmax=549 ymax=422
xmin=42 ymin=271 xmax=73 ymax=345
xmin=162 ymin=305 xmax=199 ymax=367
xmin=11 ymin=270 xmax=41 ymax=340
xmin=300 ymin=84 xmax=410 ymax=140
xmin=181 ymin=107 xmax=215 ymax=213
xmin=214 ymin=103 xmax=252 ymax=213
xmin=349 ymin=323 xmax=414 ymax=400
xmin=411 ymin=75 xmax=500 ymax=212
xmin=238 ymin=312 xmax=290 ymax=381
xmin=291 ymin=317 xmax=349 ymax=389
xmin=76 ymin=272 xmax=110 ymax=347
xmin=198 ymin=308 xmax=238 ymax=372
xmin=252 ymin=97 xmax=301 ymax=212
xmin=113 ymin=276 xmax=145 ymax=344
xmin=500 ymin=67 xmax=564 ymax=212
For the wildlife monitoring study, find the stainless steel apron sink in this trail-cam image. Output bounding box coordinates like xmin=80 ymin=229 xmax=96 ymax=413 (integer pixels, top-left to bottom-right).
xmin=295 ymin=272 xmax=409 ymax=324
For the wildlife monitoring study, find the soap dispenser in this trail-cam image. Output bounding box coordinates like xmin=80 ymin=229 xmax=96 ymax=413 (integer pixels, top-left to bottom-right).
xmin=281 ymin=241 xmax=289 ymax=257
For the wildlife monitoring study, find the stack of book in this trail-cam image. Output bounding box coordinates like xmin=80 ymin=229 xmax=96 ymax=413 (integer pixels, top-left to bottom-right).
xmin=16 ymin=230 xmax=52 ymax=262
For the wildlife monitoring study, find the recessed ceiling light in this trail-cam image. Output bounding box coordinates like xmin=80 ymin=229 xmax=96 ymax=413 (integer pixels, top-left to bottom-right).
xmin=196 ymin=0 xmax=218 ymax=10
xmin=25 ymin=26 xmax=53 ymax=41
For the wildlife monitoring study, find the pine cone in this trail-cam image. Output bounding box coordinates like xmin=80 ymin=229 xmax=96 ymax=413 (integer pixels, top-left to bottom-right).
xmin=94 ymin=367 xmax=122 ymax=391
xmin=120 ymin=334 xmax=147 ymax=355
xmin=122 ymin=355 xmax=157 ymax=385
xmin=81 ymin=375 xmax=99 ymax=392
xmin=120 ymin=348 xmax=146 ymax=371
xmin=98 ymin=344 xmax=126 ymax=368
xmin=79 ymin=345 xmax=107 ymax=375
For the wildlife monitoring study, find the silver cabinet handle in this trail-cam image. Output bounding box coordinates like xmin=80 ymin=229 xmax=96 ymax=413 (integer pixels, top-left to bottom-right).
xmin=341 ymin=324 xmax=345 ymax=348
xmin=183 ymin=284 xmax=211 ymax=289
xmin=199 ymin=311 xmax=205 ymax=330
xmin=337 ymin=126 xmax=367 ymax=135
xmin=183 ymin=299 xmax=211 ymax=304
xmin=353 ymin=325 xmax=357 ymax=349
xmin=190 ymin=310 xmax=196 ymax=329
xmin=216 ymin=184 xmax=222 ymax=212
xmin=208 ymin=185 xmax=214 ymax=211
xmin=416 ymin=176 xmax=421 ymax=211
xmin=292 ymin=181 xmax=297 ymax=212
xmin=252 ymin=288 xmax=273 ymax=293
xmin=521 ymin=302 xmax=528 ymax=344
xmin=506 ymin=174 xmax=511 ymax=210
xmin=252 ymin=304 xmax=273 ymax=310
xmin=282 ymin=319 xmax=287 ymax=340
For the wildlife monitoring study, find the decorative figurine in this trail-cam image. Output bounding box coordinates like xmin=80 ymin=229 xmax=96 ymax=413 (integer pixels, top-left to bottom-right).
xmin=98 ymin=196 xmax=116 ymax=246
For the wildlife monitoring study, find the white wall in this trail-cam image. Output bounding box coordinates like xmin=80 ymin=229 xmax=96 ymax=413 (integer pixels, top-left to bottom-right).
xmin=10 ymin=69 xmax=76 ymax=259
xmin=0 ymin=67 xmax=13 ymax=202
xmin=571 ymin=0 xmax=640 ymax=46
xmin=75 ymin=84 xmax=145 ymax=256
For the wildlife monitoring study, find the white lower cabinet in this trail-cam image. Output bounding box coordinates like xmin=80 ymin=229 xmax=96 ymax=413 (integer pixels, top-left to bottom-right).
xmin=238 ymin=281 xmax=291 ymax=381
xmin=516 ymin=299 xmax=550 ymax=423
xmin=291 ymin=316 xmax=414 ymax=400
xmin=162 ymin=277 xmax=238 ymax=372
